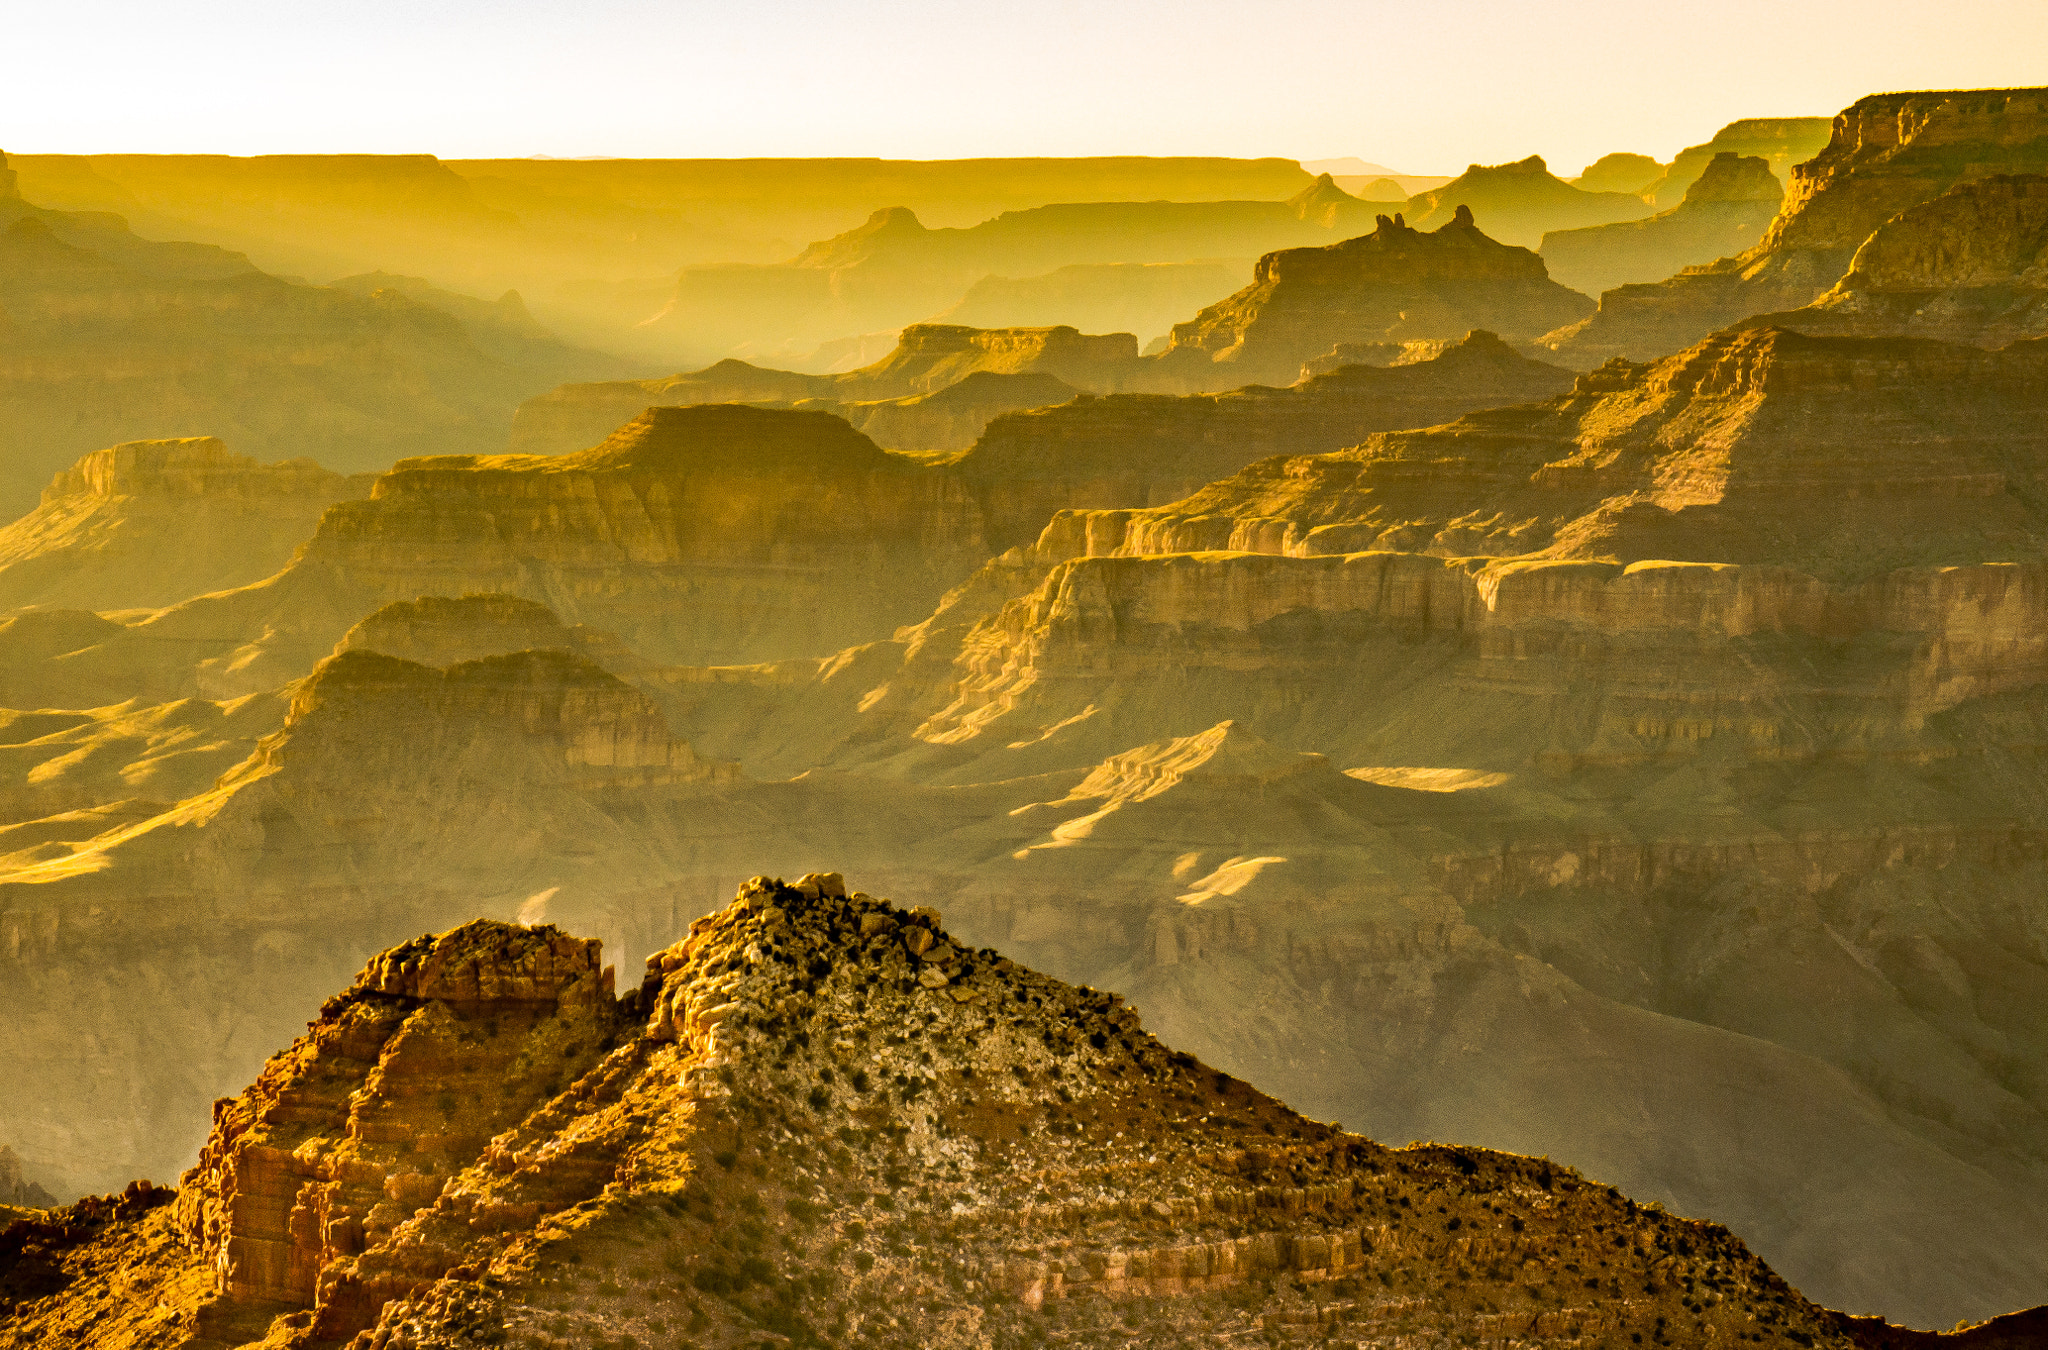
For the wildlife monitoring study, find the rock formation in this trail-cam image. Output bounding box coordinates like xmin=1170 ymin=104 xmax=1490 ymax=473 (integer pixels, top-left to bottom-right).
xmin=1543 ymin=88 xmax=2048 ymax=365
xmin=0 ymin=439 xmax=373 ymax=615
xmin=1541 ymin=153 xmax=1784 ymax=297
xmin=1399 ymin=155 xmax=1655 ymax=247
xmin=1153 ymin=208 xmax=1594 ymax=387
xmin=323 ymin=272 xmax=625 ymax=384
xmin=508 ymin=323 xmax=1137 ymax=456
xmin=953 ymin=331 xmax=1576 ymax=547
xmin=1754 ymin=173 xmax=2048 ymax=347
xmin=2 ymin=893 xmax=2007 ymax=1349
xmin=1639 ymin=117 xmax=1834 ymax=208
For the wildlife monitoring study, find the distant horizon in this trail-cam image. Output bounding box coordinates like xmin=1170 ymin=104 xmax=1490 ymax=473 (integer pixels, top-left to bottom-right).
xmin=7 ymin=0 xmax=2045 ymax=175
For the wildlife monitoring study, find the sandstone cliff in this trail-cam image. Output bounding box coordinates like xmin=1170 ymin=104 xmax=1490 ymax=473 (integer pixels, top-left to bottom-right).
xmin=0 ymin=439 xmax=373 ymax=615
xmin=0 ymin=893 xmax=1971 ymax=1349
xmin=1399 ymin=155 xmax=1654 ymax=247
xmin=508 ymin=322 xmax=1134 ymax=456
xmin=1755 ymin=173 xmax=2048 ymax=347
xmin=1543 ymin=87 xmax=2048 ymax=365
xmin=1541 ymin=153 xmax=1785 ymax=297
xmin=1153 ymin=209 xmax=1593 ymax=388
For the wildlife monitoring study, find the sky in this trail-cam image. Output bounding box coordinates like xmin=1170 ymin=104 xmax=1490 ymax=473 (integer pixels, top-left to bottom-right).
xmin=7 ymin=0 xmax=2045 ymax=173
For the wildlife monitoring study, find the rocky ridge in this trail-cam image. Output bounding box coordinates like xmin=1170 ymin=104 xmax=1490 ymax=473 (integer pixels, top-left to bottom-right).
xmin=1543 ymin=87 xmax=2048 ymax=365
xmin=2 ymin=889 xmax=1996 ymax=1349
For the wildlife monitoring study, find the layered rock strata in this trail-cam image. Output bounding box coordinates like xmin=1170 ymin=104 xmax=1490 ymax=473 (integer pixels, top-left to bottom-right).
xmin=1 ymin=892 xmax=1973 ymax=1349
xmin=1638 ymin=117 xmax=1833 ymax=208
xmin=1541 ymin=153 xmax=1785 ymax=297
xmin=1757 ymin=173 xmax=2048 ymax=346
xmin=1543 ymin=87 xmax=2048 ymax=364
xmin=953 ymin=331 xmax=1575 ymax=548
xmin=0 ymin=439 xmax=373 ymax=615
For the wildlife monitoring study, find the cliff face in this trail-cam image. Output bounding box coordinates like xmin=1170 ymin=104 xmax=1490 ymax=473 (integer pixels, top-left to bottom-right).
xmin=1154 ymin=209 xmax=1594 ymax=388
xmin=0 ymin=438 xmax=373 ymax=615
xmin=1541 ymin=153 xmax=1785 ymax=296
xmin=955 ymin=330 xmax=1576 ymax=549
xmin=1400 ymin=155 xmax=1655 ymax=247
xmin=818 ymin=369 xmax=1081 ymax=455
xmin=1760 ymin=174 xmax=2048 ymax=346
xmin=1040 ymin=327 xmax=2048 ymax=581
xmin=307 ymin=405 xmax=991 ymax=669
xmin=508 ymin=322 xmax=1136 ymax=457
xmin=2 ymin=895 xmax=1921 ymax=1350
xmin=1543 ymin=87 xmax=2048 ymax=365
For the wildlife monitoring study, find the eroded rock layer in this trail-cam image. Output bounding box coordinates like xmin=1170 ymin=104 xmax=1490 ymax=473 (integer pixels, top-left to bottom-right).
xmin=0 ymin=439 xmax=372 ymax=615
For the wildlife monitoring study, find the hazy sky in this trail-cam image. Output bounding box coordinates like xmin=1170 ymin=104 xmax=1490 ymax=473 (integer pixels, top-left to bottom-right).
xmin=9 ymin=0 xmax=2045 ymax=172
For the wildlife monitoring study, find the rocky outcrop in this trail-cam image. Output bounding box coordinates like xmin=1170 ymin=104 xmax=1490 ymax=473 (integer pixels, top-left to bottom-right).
xmin=0 ymin=438 xmax=373 ymax=615
xmin=1152 ymin=209 xmax=1594 ymax=388
xmin=1543 ymin=88 xmax=2048 ymax=365
xmin=954 ymin=330 xmax=1576 ymax=549
xmin=1757 ymin=174 xmax=2048 ymax=346
xmin=1541 ymin=153 xmax=1784 ymax=296
xmin=5 ymin=895 xmax=1923 ymax=1349
xmin=1399 ymin=155 xmax=1655 ymax=246
xmin=508 ymin=322 xmax=1138 ymax=456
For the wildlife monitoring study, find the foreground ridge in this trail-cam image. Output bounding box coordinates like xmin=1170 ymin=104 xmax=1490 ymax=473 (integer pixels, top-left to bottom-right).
xmin=2 ymin=878 xmax=2033 ymax=1348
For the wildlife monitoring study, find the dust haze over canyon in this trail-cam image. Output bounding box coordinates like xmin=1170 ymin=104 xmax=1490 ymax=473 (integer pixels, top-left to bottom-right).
xmin=3 ymin=83 xmax=2048 ymax=1350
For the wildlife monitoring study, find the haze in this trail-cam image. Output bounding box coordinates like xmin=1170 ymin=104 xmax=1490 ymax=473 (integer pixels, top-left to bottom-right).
xmin=7 ymin=0 xmax=2045 ymax=170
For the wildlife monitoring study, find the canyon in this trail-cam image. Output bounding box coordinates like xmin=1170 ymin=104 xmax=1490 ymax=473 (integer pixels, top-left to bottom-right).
xmin=5 ymin=81 xmax=2048 ymax=1345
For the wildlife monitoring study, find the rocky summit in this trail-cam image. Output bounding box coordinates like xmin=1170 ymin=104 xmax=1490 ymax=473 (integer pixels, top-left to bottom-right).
xmin=0 ymin=879 xmax=1997 ymax=1349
